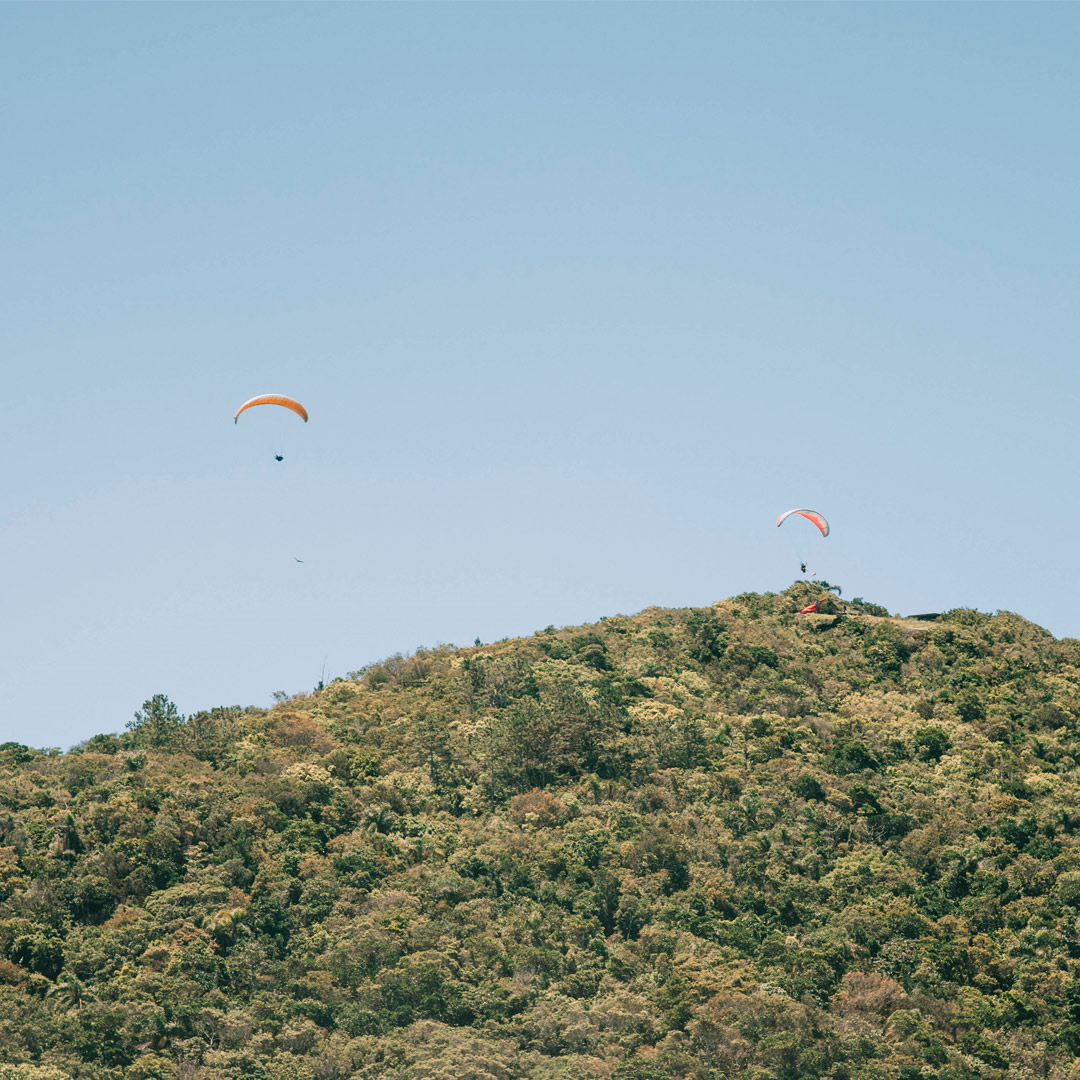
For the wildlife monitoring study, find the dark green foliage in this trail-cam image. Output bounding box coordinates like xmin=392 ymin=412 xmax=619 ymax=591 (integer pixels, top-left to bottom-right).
xmin=914 ymin=725 xmax=950 ymax=762
xmin=850 ymin=597 xmax=891 ymax=617
xmin=2 ymin=589 xmax=1080 ymax=1078
xmin=956 ymin=691 xmax=986 ymax=724
xmin=126 ymin=693 xmax=184 ymax=747
xmin=684 ymin=610 xmax=727 ymax=663
xmin=793 ymin=774 xmax=826 ymax=801
xmin=0 ymin=741 xmax=37 ymax=765
xmin=827 ymin=736 xmax=882 ymax=774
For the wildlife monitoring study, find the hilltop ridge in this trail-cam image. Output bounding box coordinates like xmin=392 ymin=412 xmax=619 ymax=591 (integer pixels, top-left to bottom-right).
xmin=3 ymin=585 xmax=1080 ymax=1079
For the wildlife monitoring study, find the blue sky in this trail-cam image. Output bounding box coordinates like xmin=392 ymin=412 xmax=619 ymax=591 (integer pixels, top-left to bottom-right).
xmin=2 ymin=4 xmax=1078 ymax=748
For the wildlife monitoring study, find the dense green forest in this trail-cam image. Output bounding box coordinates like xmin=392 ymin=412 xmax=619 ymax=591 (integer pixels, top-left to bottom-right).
xmin=4 ymin=583 xmax=1080 ymax=1079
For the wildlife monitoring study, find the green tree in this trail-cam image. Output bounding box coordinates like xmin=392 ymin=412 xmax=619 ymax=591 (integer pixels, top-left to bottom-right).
xmin=126 ymin=693 xmax=183 ymax=747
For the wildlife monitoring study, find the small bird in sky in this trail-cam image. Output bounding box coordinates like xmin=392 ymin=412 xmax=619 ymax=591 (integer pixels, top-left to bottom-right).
xmin=293 ymin=556 xmax=304 ymax=563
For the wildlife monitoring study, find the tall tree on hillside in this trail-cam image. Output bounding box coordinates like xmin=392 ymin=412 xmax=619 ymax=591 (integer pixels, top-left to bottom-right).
xmin=127 ymin=694 xmax=183 ymax=747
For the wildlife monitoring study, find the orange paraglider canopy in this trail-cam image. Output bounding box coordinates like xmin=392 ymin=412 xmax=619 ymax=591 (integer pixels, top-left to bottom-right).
xmin=234 ymin=395 xmax=308 ymax=424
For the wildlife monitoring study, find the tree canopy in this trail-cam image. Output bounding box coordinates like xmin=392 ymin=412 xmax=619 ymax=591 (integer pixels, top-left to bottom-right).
xmin=3 ymin=584 xmax=1080 ymax=1079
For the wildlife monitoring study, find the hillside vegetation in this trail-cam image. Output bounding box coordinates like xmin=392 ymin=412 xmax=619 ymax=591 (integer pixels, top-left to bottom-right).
xmin=4 ymin=584 xmax=1080 ymax=1079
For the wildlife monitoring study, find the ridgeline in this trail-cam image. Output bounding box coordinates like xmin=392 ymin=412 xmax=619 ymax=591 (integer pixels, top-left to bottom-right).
xmin=4 ymin=584 xmax=1080 ymax=1079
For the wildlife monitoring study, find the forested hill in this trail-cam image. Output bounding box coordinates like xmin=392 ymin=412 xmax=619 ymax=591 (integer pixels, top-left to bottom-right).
xmin=5 ymin=585 xmax=1080 ymax=1080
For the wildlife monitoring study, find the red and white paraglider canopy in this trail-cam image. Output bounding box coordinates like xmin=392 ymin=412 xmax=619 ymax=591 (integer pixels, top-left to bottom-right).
xmin=776 ymin=508 xmax=830 ymax=537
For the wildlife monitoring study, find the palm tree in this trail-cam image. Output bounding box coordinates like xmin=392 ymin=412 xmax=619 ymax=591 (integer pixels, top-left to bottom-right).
xmin=207 ymin=906 xmax=249 ymax=949
xmin=138 ymin=1008 xmax=183 ymax=1052
xmin=47 ymin=972 xmax=92 ymax=1009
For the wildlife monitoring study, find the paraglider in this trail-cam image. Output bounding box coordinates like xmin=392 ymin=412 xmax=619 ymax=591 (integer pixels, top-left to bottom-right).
xmin=778 ymin=508 xmax=829 ymax=577
xmin=235 ymin=396 xmax=307 ymax=463
xmin=233 ymin=395 xmax=309 ymax=424
xmin=776 ymin=508 xmax=829 ymax=537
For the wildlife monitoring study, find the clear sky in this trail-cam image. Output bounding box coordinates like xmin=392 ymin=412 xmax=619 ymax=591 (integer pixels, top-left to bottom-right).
xmin=3 ymin=4 xmax=1078 ymax=749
